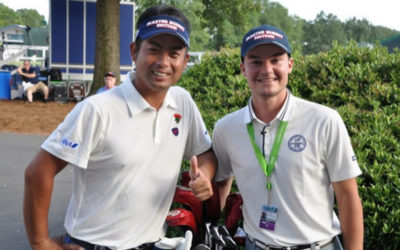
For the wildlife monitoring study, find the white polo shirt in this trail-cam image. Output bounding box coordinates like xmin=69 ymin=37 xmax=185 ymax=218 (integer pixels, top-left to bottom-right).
xmin=213 ymin=90 xmax=361 ymax=246
xmin=42 ymin=71 xmax=211 ymax=249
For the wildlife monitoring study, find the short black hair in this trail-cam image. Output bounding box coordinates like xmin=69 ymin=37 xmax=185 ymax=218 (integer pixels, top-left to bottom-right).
xmin=135 ymin=5 xmax=190 ymax=51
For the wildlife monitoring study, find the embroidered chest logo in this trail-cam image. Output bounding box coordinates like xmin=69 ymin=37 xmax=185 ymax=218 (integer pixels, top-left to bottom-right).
xmin=172 ymin=127 xmax=179 ymax=136
xmin=288 ymin=134 xmax=306 ymax=152
xmin=61 ymin=138 xmax=79 ymax=149
xmin=172 ymin=113 xmax=182 ymax=136
xmin=174 ymin=113 xmax=182 ymax=123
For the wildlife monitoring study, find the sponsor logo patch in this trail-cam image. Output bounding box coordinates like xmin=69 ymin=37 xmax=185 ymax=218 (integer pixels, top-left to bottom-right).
xmin=61 ymin=138 xmax=79 ymax=149
xmin=288 ymin=135 xmax=306 ymax=152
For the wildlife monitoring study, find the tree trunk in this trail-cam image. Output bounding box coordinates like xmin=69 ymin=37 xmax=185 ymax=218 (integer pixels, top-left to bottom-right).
xmin=92 ymin=0 xmax=120 ymax=94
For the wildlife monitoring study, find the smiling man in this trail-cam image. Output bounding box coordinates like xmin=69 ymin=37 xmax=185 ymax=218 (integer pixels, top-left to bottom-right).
xmin=23 ymin=5 xmax=216 ymax=250
xmin=213 ymin=25 xmax=363 ymax=250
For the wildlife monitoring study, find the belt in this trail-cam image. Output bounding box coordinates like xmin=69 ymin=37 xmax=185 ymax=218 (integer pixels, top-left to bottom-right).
xmin=246 ymin=235 xmax=334 ymax=250
xmin=64 ymin=234 xmax=154 ymax=250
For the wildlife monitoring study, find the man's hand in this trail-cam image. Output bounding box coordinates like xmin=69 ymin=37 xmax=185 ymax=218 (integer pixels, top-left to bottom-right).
xmin=32 ymin=236 xmax=83 ymax=250
xmin=189 ymin=155 xmax=213 ymax=201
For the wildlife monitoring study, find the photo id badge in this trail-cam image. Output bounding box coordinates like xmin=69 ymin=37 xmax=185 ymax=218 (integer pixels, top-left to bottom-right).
xmin=259 ymin=205 xmax=278 ymax=231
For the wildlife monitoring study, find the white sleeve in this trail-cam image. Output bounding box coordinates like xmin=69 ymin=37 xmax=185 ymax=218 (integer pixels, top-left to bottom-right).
xmin=41 ymin=100 xmax=103 ymax=168
xmin=182 ymin=93 xmax=212 ymax=160
xmin=324 ymin=110 xmax=362 ymax=182
xmin=212 ymin=119 xmax=234 ymax=182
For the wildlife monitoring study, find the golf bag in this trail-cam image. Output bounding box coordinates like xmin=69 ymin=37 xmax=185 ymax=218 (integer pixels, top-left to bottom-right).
xmin=166 ymin=171 xmax=245 ymax=249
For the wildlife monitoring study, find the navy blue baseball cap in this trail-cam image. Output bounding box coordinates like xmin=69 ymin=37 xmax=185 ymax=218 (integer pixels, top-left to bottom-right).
xmin=136 ymin=15 xmax=190 ymax=47
xmin=241 ymin=25 xmax=291 ymax=57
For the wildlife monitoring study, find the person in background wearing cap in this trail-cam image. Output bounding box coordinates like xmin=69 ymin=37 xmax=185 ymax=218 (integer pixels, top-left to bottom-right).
xmin=213 ymin=25 xmax=363 ymax=250
xmin=96 ymin=71 xmax=117 ymax=94
xmin=23 ymin=4 xmax=216 ymax=250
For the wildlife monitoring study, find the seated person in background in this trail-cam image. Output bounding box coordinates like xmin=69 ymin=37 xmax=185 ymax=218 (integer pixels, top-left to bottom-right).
xmin=17 ymin=60 xmax=49 ymax=103
xmin=96 ymin=71 xmax=117 ymax=93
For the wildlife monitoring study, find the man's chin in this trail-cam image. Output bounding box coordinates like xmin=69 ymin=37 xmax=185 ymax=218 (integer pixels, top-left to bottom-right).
xmin=150 ymin=84 xmax=173 ymax=92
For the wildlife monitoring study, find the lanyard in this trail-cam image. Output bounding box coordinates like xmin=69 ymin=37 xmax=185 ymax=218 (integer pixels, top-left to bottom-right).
xmin=246 ymin=121 xmax=288 ymax=191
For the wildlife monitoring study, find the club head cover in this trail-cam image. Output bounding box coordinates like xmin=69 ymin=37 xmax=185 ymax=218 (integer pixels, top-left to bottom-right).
xmin=176 ymin=230 xmax=193 ymax=250
xmin=154 ymin=236 xmax=184 ymax=249
xmin=224 ymin=193 xmax=243 ymax=231
xmin=173 ymin=186 xmax=203 ymax=224
xmin=166 ymin=208 xmax=198 ymax=234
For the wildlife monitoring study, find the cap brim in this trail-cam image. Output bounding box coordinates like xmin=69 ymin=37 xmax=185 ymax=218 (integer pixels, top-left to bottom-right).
xmin=139 ymin=30 xmax=189 ymax=47
xmin=242 ymin=40 xmax=290 ymax=57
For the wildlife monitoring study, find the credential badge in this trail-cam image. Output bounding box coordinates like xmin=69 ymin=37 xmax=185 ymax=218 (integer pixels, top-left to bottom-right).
xmin=288 ymin=134 xmax=306 ymax=152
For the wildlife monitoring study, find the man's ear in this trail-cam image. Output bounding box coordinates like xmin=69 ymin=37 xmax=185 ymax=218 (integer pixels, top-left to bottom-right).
xmin=130 ymin=42 xmax=138 ymax=62
xmin=183 ymin=52 xmax=190 ymax=70
xmin=288 ymin=57 xmax=294 ymax=74
xmin=240 ymin=62 xmax=246 ymax=77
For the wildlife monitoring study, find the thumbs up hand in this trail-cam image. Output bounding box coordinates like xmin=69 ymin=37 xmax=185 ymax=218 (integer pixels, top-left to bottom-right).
xmin=189 ymin=155 xmax=213 ymax=201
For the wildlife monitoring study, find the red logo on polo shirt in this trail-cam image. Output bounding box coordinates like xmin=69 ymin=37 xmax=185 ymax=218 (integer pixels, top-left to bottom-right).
xmin=174 ymin=113 xmax=182 ymax=123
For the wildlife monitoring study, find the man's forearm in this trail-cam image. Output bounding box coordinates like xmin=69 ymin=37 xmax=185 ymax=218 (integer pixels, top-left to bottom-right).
xmin=216 ymin=177 xmax=233 ymax=210
xmin=23 ymin=150 xmax=67 ymax=247
xmin=339 ymin=199 xmax=364 ymax=250
xmin=333 ymin=178 xmax=364 ymax=250
xmin=24 ymin=167 xmax=54 ymax=246
xmin=197 ymin=149 xmax=217 ymax=181
xmin=17 ymin=67 xmax=35 ymax=78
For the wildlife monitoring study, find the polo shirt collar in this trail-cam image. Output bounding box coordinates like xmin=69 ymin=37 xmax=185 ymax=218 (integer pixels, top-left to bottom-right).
xmin=161 ymin=88 xmax=178 ymax=110
xmin=120 ymin=71 xmax=178 ymax=117
xmin=244 ymin=88 xmax=292 ymax=124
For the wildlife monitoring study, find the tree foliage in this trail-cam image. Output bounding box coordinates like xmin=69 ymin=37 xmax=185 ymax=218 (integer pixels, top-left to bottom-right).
xmin=200 ymin=0 xmax=260 ymax=49
xmin=0 ymin=3 xmax=22 ymax=27
xmin=134 ymin=0 xmax=399 ymax=54
xmin=302 ymin=12 xmax=346 ymax=54
xmin=0 ymin=4 xmax=46 ymax=27
xmin=252 ymin=0 xmax=305 ymax=53
xmin=0 ymin=1 xmax=398 ymax=55
xmin=17 ymin=9 xmax=47 ymax=27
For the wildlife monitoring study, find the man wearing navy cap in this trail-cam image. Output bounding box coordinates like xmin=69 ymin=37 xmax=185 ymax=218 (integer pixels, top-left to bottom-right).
xmin=213 ymin=25 xmax=363 ymax=250
xmin=24 ymin=5 xmax=216 ymax=250
xmin=96 ymin=71 xmax=117 ymax=94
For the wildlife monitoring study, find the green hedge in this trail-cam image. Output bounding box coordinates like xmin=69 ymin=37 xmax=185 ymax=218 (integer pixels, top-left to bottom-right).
xmin=178 ymin=42 xmax=400 ymax=249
